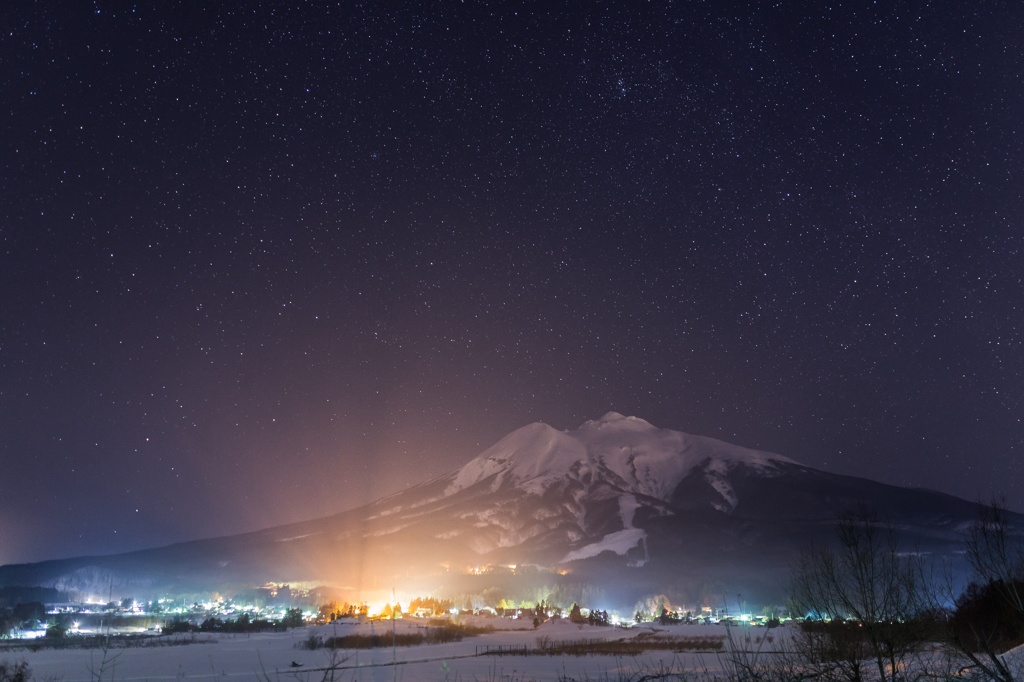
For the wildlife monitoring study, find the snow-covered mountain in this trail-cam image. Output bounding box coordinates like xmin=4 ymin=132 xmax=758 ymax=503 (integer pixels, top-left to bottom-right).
xmin=450 ymin=412 xmax=794 ymax=503
xmin=432 ymin=412 xmax=798 ymax=564
xmin=0 ymin=413 xmax=1010 ymax=607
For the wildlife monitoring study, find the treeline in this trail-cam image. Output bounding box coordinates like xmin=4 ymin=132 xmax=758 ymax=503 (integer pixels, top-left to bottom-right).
xmin=316 ymin=601 xmax=369 ymax=622
xmin=316 ymin=596 xmax=459 ymax=623
xmin=162 ymin=608 xmax=304 ymax=634
xmin=0 ymin=602 xmax=45 ymax=638
xmin=0 ymin=602 xmax=72 ymax=639
xmin=780 ymin=500 xmax=1024 ymax=682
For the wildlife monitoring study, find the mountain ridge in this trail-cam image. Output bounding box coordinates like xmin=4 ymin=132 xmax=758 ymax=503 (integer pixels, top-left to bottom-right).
xmin=1 ymin=414 xmax=1016 ymax=608
xmin=445 ymin=411 xmax=797 ymax=503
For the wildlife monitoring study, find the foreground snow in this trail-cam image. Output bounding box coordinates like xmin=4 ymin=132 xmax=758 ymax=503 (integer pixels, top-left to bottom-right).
xmin=2 ymin=620 xmax=783 ymax=681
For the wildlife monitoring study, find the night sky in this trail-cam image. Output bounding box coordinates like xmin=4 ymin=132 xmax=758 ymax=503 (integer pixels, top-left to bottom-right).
xmin=2 ymin=2 xmax=1022 ymax=565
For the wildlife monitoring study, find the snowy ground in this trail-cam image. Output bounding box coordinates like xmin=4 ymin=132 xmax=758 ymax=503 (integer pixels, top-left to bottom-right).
xmin=0 ymin=619 xmax=790 ymax=681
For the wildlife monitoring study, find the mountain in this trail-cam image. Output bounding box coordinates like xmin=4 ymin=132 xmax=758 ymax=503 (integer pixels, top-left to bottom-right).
xmin=0 ymin=413 xmax=1013 ymax=609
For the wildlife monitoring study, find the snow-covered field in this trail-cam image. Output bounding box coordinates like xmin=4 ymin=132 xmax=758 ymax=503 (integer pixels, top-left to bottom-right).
xmin=1 ymin=619 xmax=783 ymax=681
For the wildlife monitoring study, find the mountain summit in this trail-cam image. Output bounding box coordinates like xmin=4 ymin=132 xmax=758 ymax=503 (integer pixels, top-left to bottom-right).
xmin=0 ymin=414 xmax=1007 ymax=607
xmin=448 ymin=412 xmax=796 ymax=504
xmin=434 ymin=413 xmax=803 ymax=568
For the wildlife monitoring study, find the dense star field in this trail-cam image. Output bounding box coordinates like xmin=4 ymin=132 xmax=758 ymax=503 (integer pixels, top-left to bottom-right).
xmin=1 ymin=2 xmax=1022 ymax=564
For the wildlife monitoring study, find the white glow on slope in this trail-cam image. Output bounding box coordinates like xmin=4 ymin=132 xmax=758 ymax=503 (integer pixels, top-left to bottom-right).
xmin=560 ymin=493 xmax=647 ymax=563
xmin=561 ymin=528 xmax=646 ymax=562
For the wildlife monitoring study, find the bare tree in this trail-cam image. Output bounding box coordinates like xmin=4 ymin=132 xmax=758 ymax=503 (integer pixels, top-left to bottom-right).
xmin=943 ymin=498 xmax=1024 ymax=682
xmin=789 ymin=510 xmax=932 ymax=682
xmin=965 ymin=498 xmax=1024 ymax=614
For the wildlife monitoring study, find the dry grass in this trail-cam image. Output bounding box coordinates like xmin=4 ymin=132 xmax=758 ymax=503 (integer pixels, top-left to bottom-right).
xmin=532 ymin=634 xmax=724 ymax=656
xmin=314 ymin=622 xmax=494 ymax=650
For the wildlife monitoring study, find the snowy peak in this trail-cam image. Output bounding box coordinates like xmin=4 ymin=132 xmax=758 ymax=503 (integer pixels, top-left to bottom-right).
xmin=568 ymin=414 xmax=796 ymax=501
xmin=583 ymin=411 xmax=652 ymax=427
xmin=444 ymin=422 xmax=585 ymax=495
xmin=436 ymin=414 xmax=801 ymax=566
xmin=445 ymin=414 xmax=797 ymax=503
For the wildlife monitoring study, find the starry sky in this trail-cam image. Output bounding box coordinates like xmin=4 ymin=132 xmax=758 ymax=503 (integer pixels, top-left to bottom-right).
xmin=2 ymin=1 xmax=1022 ymax=565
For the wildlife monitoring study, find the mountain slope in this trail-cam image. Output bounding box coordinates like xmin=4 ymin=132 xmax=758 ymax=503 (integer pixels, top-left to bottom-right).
xmin=0 ymin=413 xmax=1014 ymax=607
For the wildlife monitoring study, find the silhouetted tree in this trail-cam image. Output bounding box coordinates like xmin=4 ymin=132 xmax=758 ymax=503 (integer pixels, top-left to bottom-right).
xmin=282 ymin=608 xmax=304 ymax=628
xmin=12 ymin=602 xmax=44 ymax=628
xmin=943 ymin=498 xmax=1024 ymax=682
xmin=0 ymin=609 xmax=15 ymax=638
xmin=951 ymin=579 xmax=1024 ymax=655
xmin=791 ymin=510 xmax=931 ymax=682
